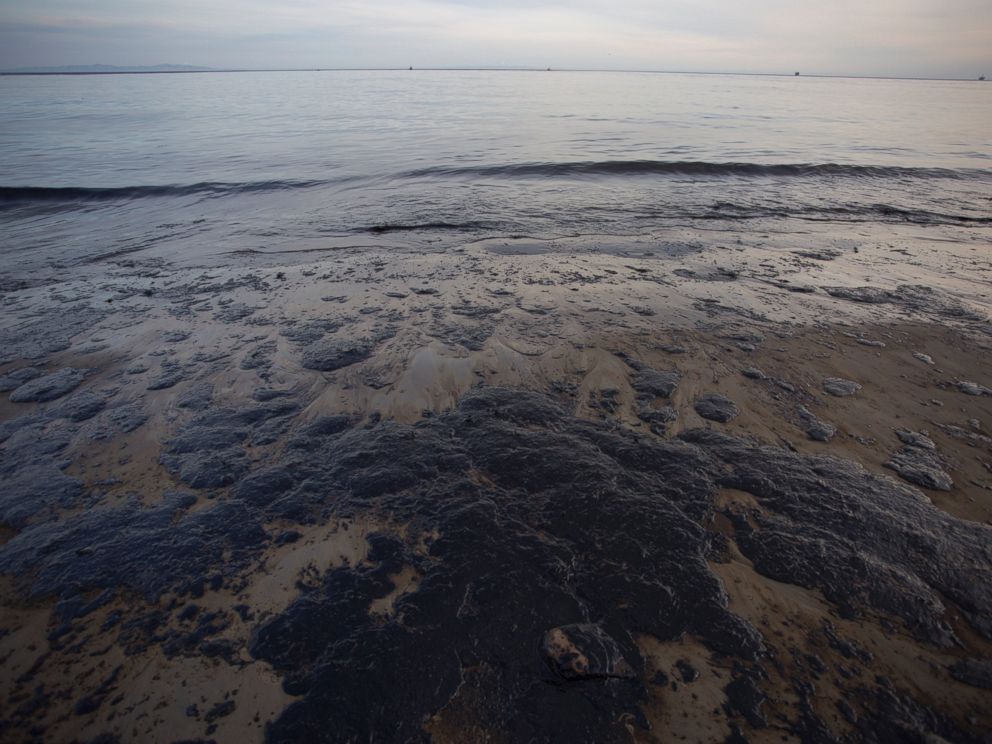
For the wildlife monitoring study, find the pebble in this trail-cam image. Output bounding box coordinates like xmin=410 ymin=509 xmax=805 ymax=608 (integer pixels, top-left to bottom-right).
xmin=823 ymin=377 xmax=862 ymax=397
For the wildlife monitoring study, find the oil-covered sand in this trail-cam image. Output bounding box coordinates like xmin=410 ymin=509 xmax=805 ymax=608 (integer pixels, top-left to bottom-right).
xmin=1 ymin=222 xmax=991 ymax=743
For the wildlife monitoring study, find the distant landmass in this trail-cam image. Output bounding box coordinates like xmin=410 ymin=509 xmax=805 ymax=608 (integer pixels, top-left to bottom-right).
xmin=2 ymin=64 xmax=213 ymax=74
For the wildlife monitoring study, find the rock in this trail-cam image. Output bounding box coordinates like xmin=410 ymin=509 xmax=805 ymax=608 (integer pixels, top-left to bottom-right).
xmin=682 ymin=425 xmax=989 ymax=647
xmin=300 ymin=415 xmax=354 ymax=438
xmin=232 ymin=466 xmax=296 ymax=507
xmin=89 ymin=404 xmax=148 ymax=440
xmin=958 ymin=381 xmax=992 ymax=397
xmin=147 ymin=362 xmax=186 ymax=391
xmin=0 ymin=492 xmax=266 ymax=603
xmin=282 ymin=319 xmax=345 ymax=346
xmin=1 ymin=463 xmax=85 ymax=527
xmin=635 ymin=405 xmax=678 ymax=434
xmin=0 ymin=414 xmax=37 ymax=444
xmin=241 ymin=343 xmax=275 ymax=371
xmin=675 ymin=659 xmax=700 ymax=683
xmin=885 ymin=447 xmax=953 ymax=491
xmin=912 ymin=352 xmax=935 ymax=366
xmin=823 ymin=377 xmax=861 ymax=397
xmin=886 ymin=431 xmax=951 ymax=491
xmin=798 ymin=405 xmax=836 ymax=442
xmin=694 ymin=393 xmax=739 ymax=423
xmin=51 ymin=391 xmax=106 ymax=422
xmin=302 ymin=339 xmax=375 ymax=372
xmin=823 ymin=285 xmax=984 ymax=320
xmin=159 ymin=403 xmax=298 ymax=489
xmin=176 ymin=382 xmax=215 ymax=411
xmin=724 ymin=670 xmax=767 ymax=728
xmin=796 ymin=248 xmax=842 ymax=261
xmin=774 ymin=281 xmax=817 ymax=293
xmin=171 ymin=450 xmax=250 ymax=489
xmin=205 ymin=699 xmax=237 ymax=722
xmin=0 ymin=305 xmax=104 ymax=364
xmin=252 ymin=388 xmax=293 ymax=402
xmin=9 ymin=368 xmax=86 ymax=403
xmin=0 ymin=367 xmax=41 ymax=392
xmin=631 ymin=368 xmax=681 ymax=399
xmin=167 ymin=426 xmax=248 ymax=454
xmin=823 ymin=286 xmax=891 ymax=304
xmin=541 ymin=624 xmax=636 ymax=680
xmin=949 ymin=659 xmax=992 ymax=689
xmin=895 ymin=429 xmax=936 ymax=451
xmin=214 ymin=303 xmax=256 ymax=322
xmin=742 ymin=368 xmax=767 ymax=380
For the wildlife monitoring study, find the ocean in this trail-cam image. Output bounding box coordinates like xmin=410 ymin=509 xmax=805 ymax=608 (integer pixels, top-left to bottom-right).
xmin=1 ymin=69 xmax=990 ymax=281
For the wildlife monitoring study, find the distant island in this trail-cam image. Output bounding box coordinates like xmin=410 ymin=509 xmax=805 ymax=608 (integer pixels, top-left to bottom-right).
xmin=1 ymin=64 xmax=213 ymax=75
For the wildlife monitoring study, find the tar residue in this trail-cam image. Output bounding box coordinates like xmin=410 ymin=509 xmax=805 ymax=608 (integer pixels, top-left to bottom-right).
xmin=2 ymin=386 xmax=991 ymax=742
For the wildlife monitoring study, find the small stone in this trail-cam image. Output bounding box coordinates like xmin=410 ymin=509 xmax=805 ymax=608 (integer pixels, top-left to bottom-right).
xmin=823 ymin=378 xmax=861 ymax=397
xmin=798 ymin=405 xmax=836 ymax=442
xmin=541 ymin=624 xmax=635 ymax=680
xmin=742 ymin=368 xmax=767 ymax=380
xmin=958 ymin=381 xmax=992 ymax=397
xmin=895 ymin=429 xmax=936 ymax=451
xmin=675 ymin=659 xmax=700 ymax=683
xmin=913 ymin=352 xmax=935 ymax=365
xmin=796 ymin=248 xmax=842 ymax=261
xmin=823 ymin=286 xmax=891 ymax=303
xmin=694 ymin=393 xmax=739 ymax=423
xmin=204 ymin=699 xmax=237 ymax=722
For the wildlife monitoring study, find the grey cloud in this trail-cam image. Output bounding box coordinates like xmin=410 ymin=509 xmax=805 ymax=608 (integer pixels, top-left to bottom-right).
xmin=0 ymin=0 xmax=989 ymax=77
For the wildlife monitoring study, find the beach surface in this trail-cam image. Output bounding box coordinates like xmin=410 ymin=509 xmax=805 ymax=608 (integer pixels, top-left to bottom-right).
xmin=1 ymin=216 xmax=991 ymax=742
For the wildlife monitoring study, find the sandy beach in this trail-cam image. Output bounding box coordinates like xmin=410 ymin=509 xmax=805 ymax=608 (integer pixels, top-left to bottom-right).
xmin=1 ymin=215 xmax=991 ymax=742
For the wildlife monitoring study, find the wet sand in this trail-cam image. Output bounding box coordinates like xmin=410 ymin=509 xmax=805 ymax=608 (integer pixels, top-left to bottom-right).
xmin=1 ymin=222 xmax=991 ymax=742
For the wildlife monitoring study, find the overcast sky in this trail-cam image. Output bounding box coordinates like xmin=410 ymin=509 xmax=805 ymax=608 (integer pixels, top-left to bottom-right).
xmin=1 ymin=0 xmax=990 ymax=77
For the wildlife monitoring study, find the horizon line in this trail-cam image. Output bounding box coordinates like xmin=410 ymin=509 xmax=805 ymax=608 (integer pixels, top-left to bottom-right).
xmin=1 ymin=66 xmax=987 ymax=83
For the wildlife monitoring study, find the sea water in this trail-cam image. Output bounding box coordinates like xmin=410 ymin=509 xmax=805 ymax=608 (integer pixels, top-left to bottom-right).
xmin=1 ymin=69 xmax=990 ymax=280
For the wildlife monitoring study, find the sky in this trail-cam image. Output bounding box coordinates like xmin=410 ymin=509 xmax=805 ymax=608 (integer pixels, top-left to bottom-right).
xmin=1 ymin=0 xmax=990 ymax=78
